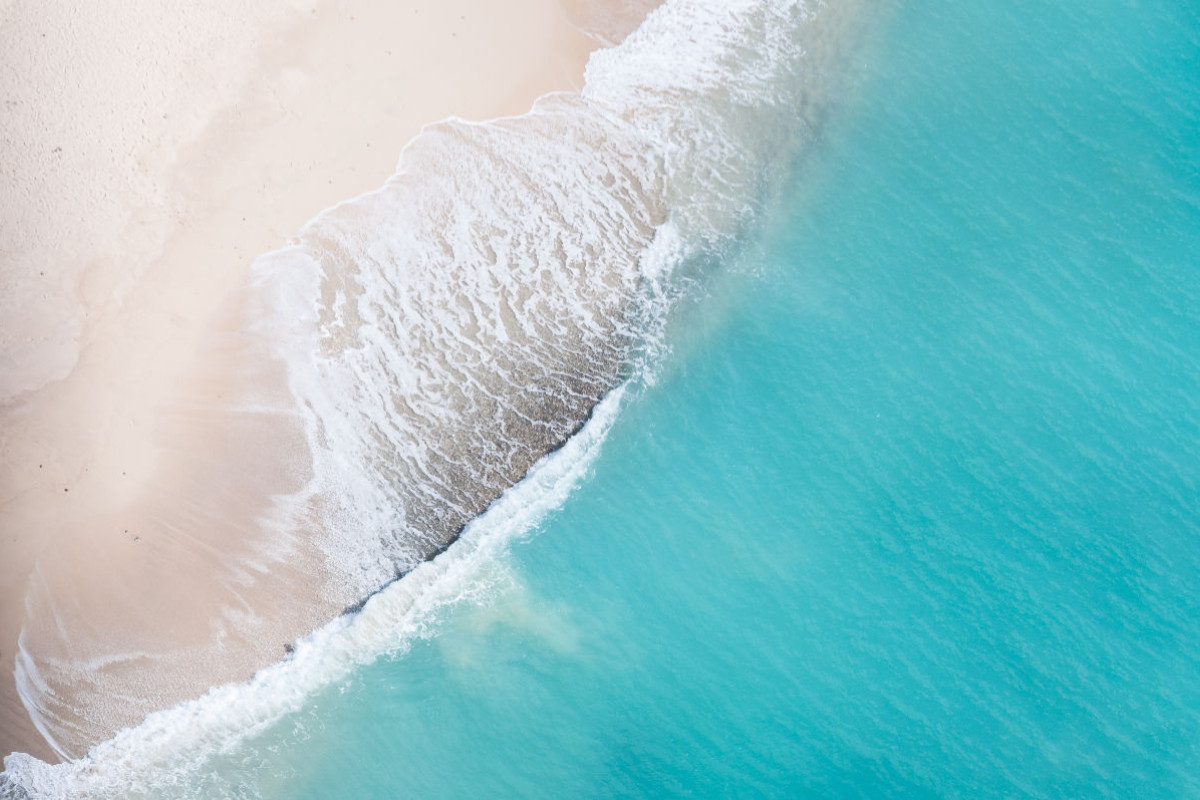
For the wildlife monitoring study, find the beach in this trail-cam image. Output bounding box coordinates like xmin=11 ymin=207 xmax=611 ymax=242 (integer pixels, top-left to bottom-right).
xmin=3 ymin=0 xmax=1200 ymax=796
xmin=0 ymin=0 xmax=649 ymax=761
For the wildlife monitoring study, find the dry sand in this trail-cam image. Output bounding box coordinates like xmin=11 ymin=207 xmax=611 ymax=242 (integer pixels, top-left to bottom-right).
xmin=0 ymin=0 xmax=650 ymax=762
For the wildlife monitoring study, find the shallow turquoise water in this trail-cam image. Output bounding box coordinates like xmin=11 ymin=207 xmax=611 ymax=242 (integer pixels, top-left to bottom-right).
xmin=220 ymin=0 xmax=1200 ymax=796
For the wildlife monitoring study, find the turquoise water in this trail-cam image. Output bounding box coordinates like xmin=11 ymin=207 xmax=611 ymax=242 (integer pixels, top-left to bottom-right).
xmin=235 ymin=0 xmax=1199 ymax=797
xmin=204 ymin=0 xmax=1200 ymax=796
xmin=11 ymin=0 xmax=1200 ymax=796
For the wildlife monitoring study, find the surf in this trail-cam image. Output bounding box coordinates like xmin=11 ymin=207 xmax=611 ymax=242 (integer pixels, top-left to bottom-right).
xmin=2 ymin=0 xmax=869 ymax=794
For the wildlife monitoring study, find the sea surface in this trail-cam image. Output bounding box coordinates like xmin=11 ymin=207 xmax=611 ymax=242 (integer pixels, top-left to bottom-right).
xmin=5 ymin=0 xmax=1200 ymax=796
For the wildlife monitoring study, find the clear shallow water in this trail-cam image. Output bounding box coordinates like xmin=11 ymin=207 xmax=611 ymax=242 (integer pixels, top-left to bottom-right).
xmin=218 ymin=0 xmax=1200 ymax=795
xmin=9 ymin=0 xmax=1200 ymax=795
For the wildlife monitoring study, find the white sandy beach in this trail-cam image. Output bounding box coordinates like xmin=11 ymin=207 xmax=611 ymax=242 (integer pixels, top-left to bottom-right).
xmin=0 ymin=0 xmax=652 ymax=761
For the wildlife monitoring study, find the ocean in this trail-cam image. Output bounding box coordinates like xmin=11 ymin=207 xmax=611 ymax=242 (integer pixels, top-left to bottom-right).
xmin=4 ymin=0 xmax=1200 ymax=796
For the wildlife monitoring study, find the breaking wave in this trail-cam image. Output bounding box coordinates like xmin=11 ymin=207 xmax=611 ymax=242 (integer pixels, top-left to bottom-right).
xmin=3 ymin=0 xmax=866 ymax=795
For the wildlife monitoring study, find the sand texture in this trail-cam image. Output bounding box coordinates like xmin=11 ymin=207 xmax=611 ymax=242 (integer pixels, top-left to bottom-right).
xmin=0 ymin=0 xmax=647 ymax=762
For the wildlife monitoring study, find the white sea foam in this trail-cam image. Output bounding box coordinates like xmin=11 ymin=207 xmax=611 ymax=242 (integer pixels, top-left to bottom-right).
xmin=3 ymin=0 xmax=866 ymax=794
xmin=250 ymin=0 xmax=848 ymax=603
xmin=0 ymin=389 xmax=623 ymax=800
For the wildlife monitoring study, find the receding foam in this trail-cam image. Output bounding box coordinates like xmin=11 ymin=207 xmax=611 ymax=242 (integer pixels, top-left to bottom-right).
xmin=2 ymin=0 xmax=868 ymax=795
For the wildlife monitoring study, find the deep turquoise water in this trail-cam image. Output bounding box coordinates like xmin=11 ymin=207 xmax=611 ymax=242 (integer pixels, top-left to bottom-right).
xmin=201 ymin=0 xmax=1200 ymax=796
xmin=47 ymin=0 xmax=1200 ymax=796
xmin=231 ymin=0 xmax=1200 ymax=797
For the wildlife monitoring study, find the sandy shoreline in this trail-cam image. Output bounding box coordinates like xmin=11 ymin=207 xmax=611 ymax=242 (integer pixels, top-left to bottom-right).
xmin=1 ymin=0 xmax=649 ymax=762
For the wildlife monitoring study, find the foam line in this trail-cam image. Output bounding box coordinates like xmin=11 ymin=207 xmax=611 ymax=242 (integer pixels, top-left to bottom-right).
xmin=3 ymin=0 xmax=867 ymax=793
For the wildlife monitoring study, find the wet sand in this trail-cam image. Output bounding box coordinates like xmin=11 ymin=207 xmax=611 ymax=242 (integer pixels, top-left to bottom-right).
xmin=0 ymin=0 xmax=643 ymax=762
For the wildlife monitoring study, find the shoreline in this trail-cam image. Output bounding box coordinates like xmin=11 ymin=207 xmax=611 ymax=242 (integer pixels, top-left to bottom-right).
xmin=1 ymin=0 xmax=648 ymax=762
xmin=1 ymin=387 xmax=629 ymax=796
